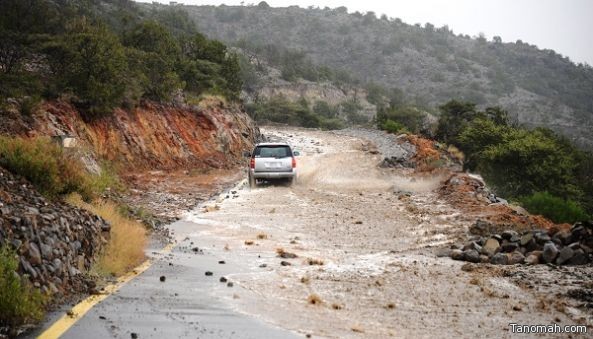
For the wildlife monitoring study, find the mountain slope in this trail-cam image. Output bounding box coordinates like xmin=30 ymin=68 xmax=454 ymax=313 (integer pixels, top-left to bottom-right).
xmin=152 ymin=3 xmax=593 ymax=149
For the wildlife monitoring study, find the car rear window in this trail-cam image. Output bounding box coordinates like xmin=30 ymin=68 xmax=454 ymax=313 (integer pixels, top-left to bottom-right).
xmin=254 ymin=145 xmax=292 ymax=158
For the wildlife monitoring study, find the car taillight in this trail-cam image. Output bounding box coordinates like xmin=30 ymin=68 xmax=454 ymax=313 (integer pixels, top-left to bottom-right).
xmin=250 ymin=157 xmax=255 ymax=169
xmin=292 ymin=157 xmax=296 ymax=168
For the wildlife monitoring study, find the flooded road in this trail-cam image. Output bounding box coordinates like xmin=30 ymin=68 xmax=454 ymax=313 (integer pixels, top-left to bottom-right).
xmin=45 ymin=127 xmax=581 ymax=338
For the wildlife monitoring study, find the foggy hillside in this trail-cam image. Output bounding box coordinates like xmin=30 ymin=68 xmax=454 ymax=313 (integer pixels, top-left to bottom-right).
xmin=147 ymin=2 xmax=593 ymax=149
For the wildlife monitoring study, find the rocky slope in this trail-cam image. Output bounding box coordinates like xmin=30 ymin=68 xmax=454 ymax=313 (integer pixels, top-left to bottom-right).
xmin=1 ymin=97 xmax=260 ymax=172
xmin=151 ymin=3 xmax=593 ymax=149
xmin=0 ymin=167 xmax=110 ymax=297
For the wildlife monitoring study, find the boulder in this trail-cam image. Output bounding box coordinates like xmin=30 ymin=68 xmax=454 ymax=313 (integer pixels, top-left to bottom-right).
xmin=450 ymin=249 xmax=465 ymax=261
xmin=520 ymin=232 xmax=534 ymax=246
xmin=556 ymin=247 xmax=575 ymax=265
xmin=542 ymin=242 xmax=559 ymax=264
xmin=481 ymin=238 xmax=500 ymax=256
xmin=567 ymin=249 xmax=589 ymax=265
xmin=501 ymin=241 xmax=519 ymax=253
xmin=470 ymin=219 xmax=495 ymax=236
xmin=463 ymin=241 xmax=482 ymax=253
xmin=508 ymin=251 xmax=525 ymax=265
xmin=535 ymin=232 xmax=551 ymax=244
xmin=525 ymin=253 xmax=540 ymax=265
xmin=463 ymin=249 xmax=481 ymax=263
xmin=28 ymin=242 xmax=42 ymax=266
xmin=490 ymin=253 xmax=509 ymax=265
xmin=501 ymin=230 xmax=519 ymax=241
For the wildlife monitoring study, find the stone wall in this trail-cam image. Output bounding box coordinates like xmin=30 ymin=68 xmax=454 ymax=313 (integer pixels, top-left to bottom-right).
xmin=0 ymin=168 xmax=110 ymax=296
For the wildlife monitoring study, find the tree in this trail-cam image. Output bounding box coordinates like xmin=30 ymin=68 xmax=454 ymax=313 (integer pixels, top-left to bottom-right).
xmin=257 ymin=1 xmax=270 ymax=9
xmin=313 ymin=100 xmax=336 ymax=118
xmin=435 ymin=100 xmax=477 ymax=144
xmin=476 ymin=128 xmax=581 ymax=199
xmin=124 ymin=21 xmax=183 ymax=101
xmin=221 ymin=53 xmax=243 ymax=97
xmin=44 ymin=23 xmax=128 ymax=117
xmin=124 ymin=21 xmax=180 ymax=58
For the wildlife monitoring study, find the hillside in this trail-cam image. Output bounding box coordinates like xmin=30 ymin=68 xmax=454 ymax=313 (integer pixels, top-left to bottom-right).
xmin=148 ymin=3 xmax=593 ymax=149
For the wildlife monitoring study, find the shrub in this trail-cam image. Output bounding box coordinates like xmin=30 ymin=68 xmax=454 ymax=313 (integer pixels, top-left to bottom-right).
xmin=0 ymin=246 xmax=46 ymax=335
xmin=381 ymin=119 xmax=407 ymax=134
xmin=520 ymin=192 xmax=589 ymax=224
xmin=66 ymin=194 xmax=147 ymax=277
xmin=320 ymin=117 xmax=345 ymax=130
xmin=0 ymin=136 xmax=92 ymax=199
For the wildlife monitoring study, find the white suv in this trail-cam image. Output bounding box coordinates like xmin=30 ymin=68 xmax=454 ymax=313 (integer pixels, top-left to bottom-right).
xmin=247 ymin=142 xmax=299 ymax=187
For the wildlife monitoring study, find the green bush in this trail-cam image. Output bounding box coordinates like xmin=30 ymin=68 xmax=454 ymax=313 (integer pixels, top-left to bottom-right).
xmin=381 ymin=119 xmax=407 ymax=134
xmin=376 ymin=105 xmax=426 ymax=134
xmin=319 ymin=117 xmax=345 ymax=130
xmin=247 ymin=96 xmax=353 ymax=129
xmin=520 ymin=192 xmax=589 ymax=224
xmin=0 ymin=246 xmax=46 ymax=335
xmin=1 ymin=1 xmax=244 ymax=114
xmin=0 ymin=136 xmax=93 ymax=199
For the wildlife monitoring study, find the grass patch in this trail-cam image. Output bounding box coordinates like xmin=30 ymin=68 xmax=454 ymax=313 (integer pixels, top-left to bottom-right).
xmin=66 ymin=194 xmax=146 ymax=277
xmin=0 ymin=136 xmax=123 ymax=201
xmin=89 ymin=161 xmax=124 ymax=195
xmin=520 ymin=192 xmax=590 ymax=224
xmin=0 ymin=136 xmax=93 ymax=199
xmin=380 ymin=119 xmax=408 ymax=134
xmin=0 ymin=246 xmax=46 ymax=335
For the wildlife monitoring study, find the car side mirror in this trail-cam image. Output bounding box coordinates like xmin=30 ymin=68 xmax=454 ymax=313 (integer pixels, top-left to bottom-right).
xmin=243 ymin=151 xmax=251 ymax=158
xmin=293 ymin=151 xmax=300 ymax=156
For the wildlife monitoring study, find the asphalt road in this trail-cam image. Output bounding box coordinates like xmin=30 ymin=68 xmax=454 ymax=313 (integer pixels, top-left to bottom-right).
xmin=34 ymin=218 xmax=300 ymax=339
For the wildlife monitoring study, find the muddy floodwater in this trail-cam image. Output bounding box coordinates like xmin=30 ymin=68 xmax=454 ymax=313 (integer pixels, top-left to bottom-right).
xmin=175 ymin=127 xmax=587 ymax=338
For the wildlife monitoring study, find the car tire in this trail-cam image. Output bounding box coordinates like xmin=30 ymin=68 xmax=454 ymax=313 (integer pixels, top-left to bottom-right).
xmin=290 ymin=176 xmax=297 ymax=187
xmin=249 ymin=174 xmax=256 ymax=188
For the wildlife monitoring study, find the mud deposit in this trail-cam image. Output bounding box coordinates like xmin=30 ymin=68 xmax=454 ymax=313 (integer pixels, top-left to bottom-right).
xmin=179 ymin=127 xmax=591 ymax=338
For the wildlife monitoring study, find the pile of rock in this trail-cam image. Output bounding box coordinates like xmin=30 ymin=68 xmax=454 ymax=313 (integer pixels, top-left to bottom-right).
xmin=333 ymin=129 xmax=417 ymax=168
xmin=0 ymin=167 xmax=110 ymax=296
xmin=447 ymin=222 xmax=593 ymax=266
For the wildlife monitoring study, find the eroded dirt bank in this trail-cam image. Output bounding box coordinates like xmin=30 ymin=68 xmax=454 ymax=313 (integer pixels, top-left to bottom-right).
xmin=1 ymin=98 xmax=261 ymax=223
xmin=178 ymin=127 xmax=592 ymax=338
xmin=2 ymin=98 xmax=259 ymax=171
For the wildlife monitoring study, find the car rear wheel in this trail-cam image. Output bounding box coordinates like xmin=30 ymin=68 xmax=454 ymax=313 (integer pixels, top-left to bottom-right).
xmin=290 ymin=176 xmax=297 ymax=186
xmin=249 ymin=174 xmax=256 ymax=188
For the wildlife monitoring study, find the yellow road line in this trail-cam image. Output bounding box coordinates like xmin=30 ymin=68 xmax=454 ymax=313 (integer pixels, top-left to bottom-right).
xmin=38 ymin=243 xmax=176 ymax=339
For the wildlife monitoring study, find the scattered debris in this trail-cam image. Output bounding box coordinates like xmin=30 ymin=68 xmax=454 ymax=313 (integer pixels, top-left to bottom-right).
xmin=306 ymin=258 xmax=324 ymax=266
xmin=307 ymin=294 xmax=323 ymax=305
xmin=276 ymin=248 xmax=298 ymax=258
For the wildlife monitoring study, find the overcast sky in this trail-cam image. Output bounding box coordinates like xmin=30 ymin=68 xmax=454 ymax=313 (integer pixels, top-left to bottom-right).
xmin=138 ymin=0 xmax=593 ymax=65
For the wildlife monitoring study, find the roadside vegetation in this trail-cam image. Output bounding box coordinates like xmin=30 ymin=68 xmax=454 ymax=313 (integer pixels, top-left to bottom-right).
xmin=0 ymin=136 xmax=119 ymax=201
xmin=0 ymin=246 xmax=46 ymax=335
xmin=377 ymin=98 xmax=592 ymax=224
xmin=66 ymin=194 xmax=147 ymax=277
xmin=246 ymin=96 xmax=368 ymax=129
xmin=0 ymin=134 xmax=144 ymax=276
xmin=0 ymin=0 xmax=242 ymax=119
